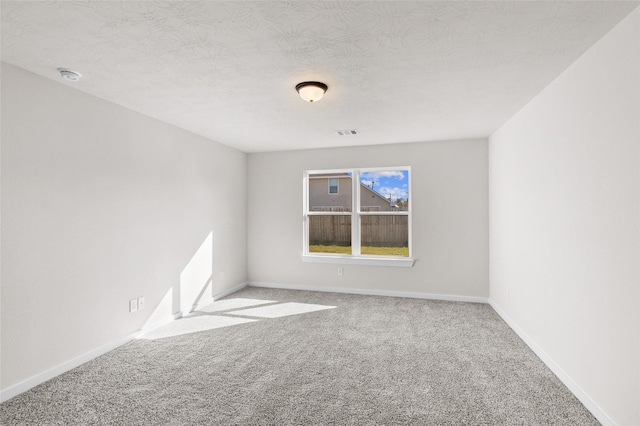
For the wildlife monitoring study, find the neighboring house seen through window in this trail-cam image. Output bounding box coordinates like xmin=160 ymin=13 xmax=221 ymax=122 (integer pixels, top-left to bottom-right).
xmin=304 ymin=167 xmax=412 ymax=266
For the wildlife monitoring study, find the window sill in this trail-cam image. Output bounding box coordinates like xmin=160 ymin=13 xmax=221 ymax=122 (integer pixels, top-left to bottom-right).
xmin=302 ymin=254 xmax=415 ymax=268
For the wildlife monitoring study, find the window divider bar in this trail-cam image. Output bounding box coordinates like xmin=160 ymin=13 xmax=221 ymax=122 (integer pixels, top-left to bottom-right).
xmin=352 ymin=170 xmax=361 ymax=256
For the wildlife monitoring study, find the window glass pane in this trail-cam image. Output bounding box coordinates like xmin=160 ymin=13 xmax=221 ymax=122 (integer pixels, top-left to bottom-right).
xmin=360 ymin=215 xmax=409 ymax=257
xmin=308 ymin=215 xmax=351 ymax=254
xmin=308 ymin=172 xmax=352 ymax=212
xmin=359 ymin=169 xmax=409 ymax=212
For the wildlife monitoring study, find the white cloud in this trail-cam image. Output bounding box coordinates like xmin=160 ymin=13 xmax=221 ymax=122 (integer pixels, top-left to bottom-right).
xmin=361 ymin=170 xmax=405 ymax=180
xmin=377 ymin=186 xmax=408 ymax=200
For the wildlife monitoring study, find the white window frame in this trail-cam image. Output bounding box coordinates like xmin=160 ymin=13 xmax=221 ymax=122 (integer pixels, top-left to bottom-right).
xmin=303 ymin=167 xmax=414 ymax=267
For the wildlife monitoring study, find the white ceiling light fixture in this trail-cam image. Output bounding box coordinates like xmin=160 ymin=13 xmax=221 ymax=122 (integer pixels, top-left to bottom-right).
xmin=57 ymin=68 xmax=81 ymax=82
xmin=295 ymin=81 xmax=328 ymax=103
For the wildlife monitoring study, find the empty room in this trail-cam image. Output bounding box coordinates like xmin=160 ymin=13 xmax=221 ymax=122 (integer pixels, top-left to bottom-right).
xmin=1 ymin=1 xmax=639 ymax=425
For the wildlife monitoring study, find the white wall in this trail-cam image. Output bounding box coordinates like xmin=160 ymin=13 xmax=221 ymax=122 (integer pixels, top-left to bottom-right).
xmin=248 ymin=139 xmax=488 ymax=299
xmin=1 ymin=64 xmax=247 ymax=392
xmin=489 ymin=8 xmax=639 ymax=426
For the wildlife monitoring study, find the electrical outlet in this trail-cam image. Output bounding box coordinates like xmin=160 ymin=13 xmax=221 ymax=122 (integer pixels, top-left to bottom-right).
xmin=137 ymin=296 xmax=145 ymax=310
xmin=129 ymin=299 xmax=138 ymax=313
xmin=337 ymin=267 xmax=344 ymax=277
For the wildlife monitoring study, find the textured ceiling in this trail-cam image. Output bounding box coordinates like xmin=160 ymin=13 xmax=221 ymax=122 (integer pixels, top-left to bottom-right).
xmin=2 ymin=1 xmax=638 ymax=153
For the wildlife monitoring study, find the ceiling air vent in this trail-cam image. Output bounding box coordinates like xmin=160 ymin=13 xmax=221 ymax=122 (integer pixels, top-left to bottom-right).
xmin=336 ymin=129 xmax=359 ymax=136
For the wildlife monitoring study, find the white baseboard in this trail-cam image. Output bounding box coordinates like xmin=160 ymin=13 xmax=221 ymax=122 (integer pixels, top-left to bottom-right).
xmin=489 ymin=300 xmax=615 ymax=426
xmin=137 ymin=312 xmax=183 ymax=337
xmin=189 ymin=296 xmax=214 ymax=313
xmin=0 ymin=282 xmax=252 ymax=403
xmin=0 ymin=330 xmax=140 ymax=403
xmin=183 ymin=282 xmax=249 ymax=313
xmin=248 ymin=281 xmax=488 ymax=304
xmin=1 ymin=310 xmax=185 ymax=402
xmin=214 ymin=282 xmax=248 ymax=301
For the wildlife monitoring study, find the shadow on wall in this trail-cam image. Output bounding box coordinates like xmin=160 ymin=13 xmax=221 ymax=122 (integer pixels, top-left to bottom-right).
xmin=142 ymin=232 xmax=214 ymax=331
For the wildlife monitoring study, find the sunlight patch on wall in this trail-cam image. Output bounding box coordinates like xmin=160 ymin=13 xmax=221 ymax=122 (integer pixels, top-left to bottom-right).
xmin=180 ymin=231 xmax=213 ymax=313
xmin=142 ymin=287 xmax=173 ymax=331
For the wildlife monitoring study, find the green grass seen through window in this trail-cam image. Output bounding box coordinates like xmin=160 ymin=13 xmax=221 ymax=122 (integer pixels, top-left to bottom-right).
xmin=309 ymin=245 xmax=408 ymax=257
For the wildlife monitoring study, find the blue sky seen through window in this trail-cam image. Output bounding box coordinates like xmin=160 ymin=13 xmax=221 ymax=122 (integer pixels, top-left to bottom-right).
xmin=360 ymin=170 xmax=408 ymax=203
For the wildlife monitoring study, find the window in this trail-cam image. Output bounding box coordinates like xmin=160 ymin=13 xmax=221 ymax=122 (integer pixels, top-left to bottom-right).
xmin=303 ymin=167 xmax=413 ymax=267
xmin=328 ymin=178 xmax=339 ymax=194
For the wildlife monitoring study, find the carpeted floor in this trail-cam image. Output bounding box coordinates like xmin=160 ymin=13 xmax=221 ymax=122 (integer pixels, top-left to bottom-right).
xmin=1 ymin=287 xmax=598 ymax=425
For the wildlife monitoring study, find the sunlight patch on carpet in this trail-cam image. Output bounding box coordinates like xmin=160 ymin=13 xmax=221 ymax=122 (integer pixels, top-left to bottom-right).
xmin=197 ymin=298 xmax=277 ymax=313
xmin=225 ymin=302 xmax=336 ymax=318
xmin=140 ymin=315 xmax=257 ymax=340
